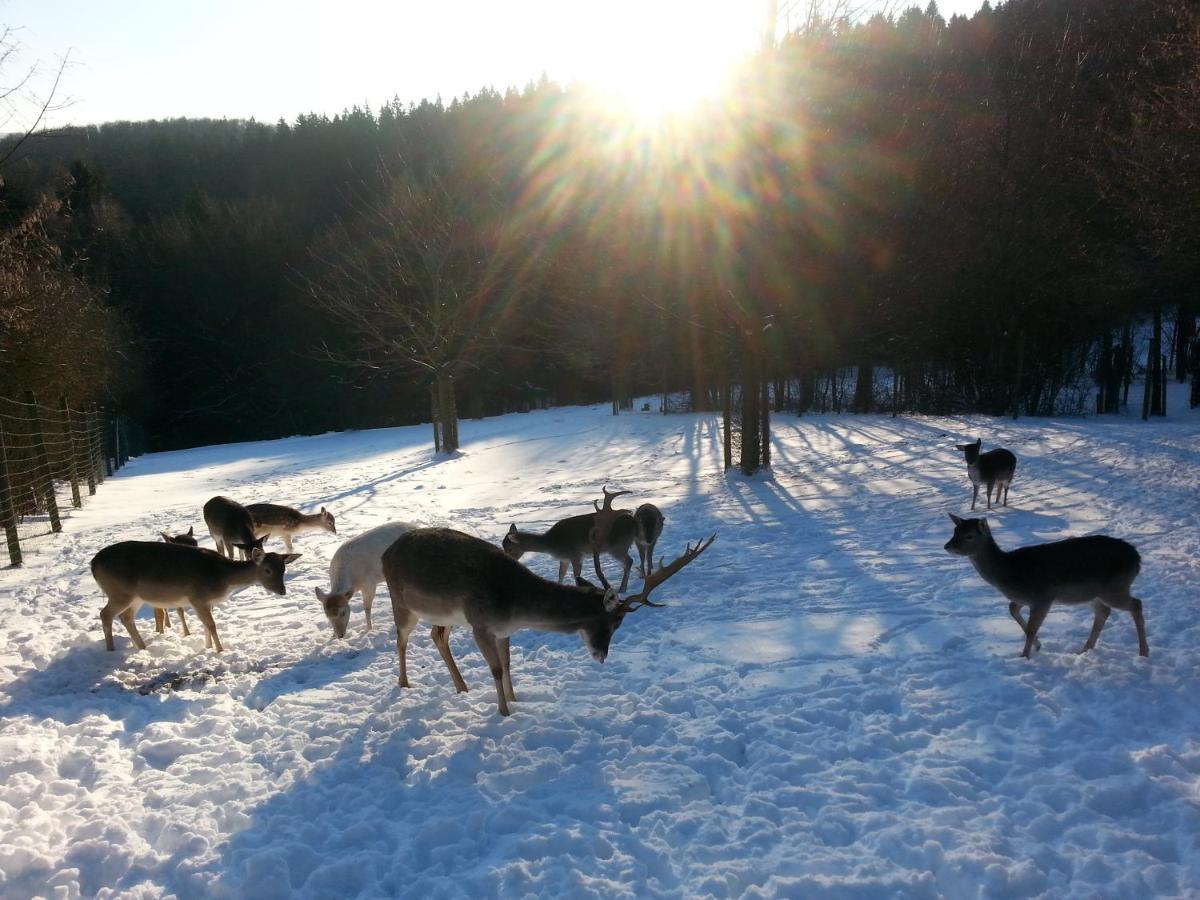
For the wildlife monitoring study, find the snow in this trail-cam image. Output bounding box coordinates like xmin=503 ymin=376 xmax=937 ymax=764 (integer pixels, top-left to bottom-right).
xmin=2 ymin=388 xmax=1199 ymax=898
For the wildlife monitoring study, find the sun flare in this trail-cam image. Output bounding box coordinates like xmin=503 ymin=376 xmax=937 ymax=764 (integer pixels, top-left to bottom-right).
xmin=539 ymin=1 xmax=759 ymax=123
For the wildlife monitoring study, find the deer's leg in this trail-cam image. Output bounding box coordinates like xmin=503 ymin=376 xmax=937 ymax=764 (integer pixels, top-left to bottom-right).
xmin=430 ymin=625 xmax=468 ymax=693
xmin=1008 ymin=601 xmax=1042 ymax=652
xmin=471 ymin=626 xmax=511 ymax=716
xmin=392 ymin=607 xmax=418 ymax=688
xmin=118 ymin=605 xmax=147 ymax=651
xmin=571 ymin=556 xmax=583 ymax=581
xmin=986 ymin=481 xmax=994 ymax=510
xmin=500 ymin=636 xmax=515 ymax=702
xmin=361 ymin=583 xmax=376 ymax=632
xmin=154 ymin=608 xmax=167 ymax=634
xmin=100 ymin=594 xmax=135 ymax=651
xmin=1080 ymin=602 xmax=1111 ymax=653
xmin=618 ymin=551 xmax=633 ymax=592
xmin=177 ymin=609 xmax=190 ymax=636
xmin=971 ymin=484 xmax=979 ymax=510
xmin=557 ymin=559 xmax=569 ymax=584
xmin=1100 ymin=592 xmax=1149 ymax=657
xmin=192 ymin=604 xmax=223 ymax=653
xmin=283 ymin=534 xmax=294 ymax=554
xmin=1003 ymin=481 xmax=1010 ymax=506
xmin=638 ymin=543 xmax=650 ymax=580
xmin=1021 ymin=603 xmax=1051 ymax=659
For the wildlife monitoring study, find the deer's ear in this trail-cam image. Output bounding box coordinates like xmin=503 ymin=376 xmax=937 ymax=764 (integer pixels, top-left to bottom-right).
xmin=161 ymin=532 xmax=171 ymax=542
xmin=575 ymin=576 xmax=594 ymax=588
xmin=187 ymin=526 xmax=194 ymax=537
xmin=507 ymin=523 xmax=517 ymax=535
xmin=978 ymin=519 xmax=991 ymax=535
xmin=283 ymin=553 xmax=301 ymax=564
xmin=948 ymin=513 xmax=963 ymax=526
xmin=603 ymin=588 xmax=621 ymax=612
xmin=954 ymin=443 xmax=967 ymax=451
xmin=315 ymin=586 xmax=328 ymax=601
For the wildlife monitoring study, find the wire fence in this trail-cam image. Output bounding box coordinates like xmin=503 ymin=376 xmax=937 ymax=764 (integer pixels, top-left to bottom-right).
xmin=0 ymin=391 xmax=145 ymax=567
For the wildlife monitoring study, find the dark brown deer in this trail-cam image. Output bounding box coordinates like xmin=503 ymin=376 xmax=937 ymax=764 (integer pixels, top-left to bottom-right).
xmin=955 ymin=438 xmax=1017 ymax=510
xmin=91 ymin=541 xmax=300 ymax=653
xmin=383 ymin=527 xmax=715 ymax=715
xmin=944 ymin=514 xmax=1148 ymax=658
xmin=203 ymin=496 xmax=266 ymax=560
xmin=632 ymin=503 xmax=665 ymax=580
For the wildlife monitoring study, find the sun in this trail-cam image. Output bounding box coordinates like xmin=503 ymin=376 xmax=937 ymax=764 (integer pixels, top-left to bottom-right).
xmin=541 ymin=1 xmax=759 ymax=123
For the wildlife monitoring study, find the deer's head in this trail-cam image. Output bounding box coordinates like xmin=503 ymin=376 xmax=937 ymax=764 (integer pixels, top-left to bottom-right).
xmin=161 ymin=525 xmax=198 ymax=546
xmin=954 ymin=438 xmax=982 ymax=464
xmin=319 ymin=507 xmax=336 ymax=534
xmin=502 ymin=523 xmax=525 ymax=560
xmin=315 ymin=586 xmax=352 ymax=638
xmin=944 ymin=513 xmax=991 ymax=556
xmin=249 ymin=547 xmax=300 ymax=594
xmin=577 ymin=533 xmax=716 ymax=662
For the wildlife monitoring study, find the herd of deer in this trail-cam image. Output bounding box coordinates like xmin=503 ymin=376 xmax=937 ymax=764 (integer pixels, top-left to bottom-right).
xmin=86 ymin=435 xmax=1150 ymax=716
xmin=89 ymin=487 xmax=715 ymax=715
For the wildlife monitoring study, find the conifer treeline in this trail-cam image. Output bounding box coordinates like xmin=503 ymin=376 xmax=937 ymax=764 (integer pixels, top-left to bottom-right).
xmin=1 ymin=0 xmax=1195 ymax=449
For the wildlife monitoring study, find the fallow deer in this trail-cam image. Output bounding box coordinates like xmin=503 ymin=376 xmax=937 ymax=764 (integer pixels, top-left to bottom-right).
xmin=155 ymin=527 xmax=199 ymax=635
xmin=632 ymin=503 xmax=665 ymax=580
xmin=382 ymin=527 xmax=715 ymax=715
xmin=247 ymin=503 xmax=336 ymax=553
xmin=203 ymin=496 xmax=266 ymax=560
xmin=316 ymin=521 xmax=416 ymax=637
xmin=504 ymin=488 xmax=636 ymax=590
xmin=955 ymin=438 xmax=1017 ymax=510
xmin=90 ymin=541 xmax=300 ymax=653
xmin=944 ymin=514 xmax=1148 ymax=658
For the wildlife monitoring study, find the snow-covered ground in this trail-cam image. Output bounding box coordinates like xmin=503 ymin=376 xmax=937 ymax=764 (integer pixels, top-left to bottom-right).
xmin=2 ymin=389 xmax=1198 ymax=899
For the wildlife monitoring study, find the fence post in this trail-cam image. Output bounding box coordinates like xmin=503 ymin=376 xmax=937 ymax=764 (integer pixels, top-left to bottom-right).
xmin=0 ymin=421 xmax=22 ymax=566
xmin=24 ymin=391 xmax=61 ymax=534
xmin=60 ymin=397 xmax=83 ymax=509
xmin=90 ymin=406 xmax=106 ymax=484
xmin=80 ymin=405 xmax=96 ymax=496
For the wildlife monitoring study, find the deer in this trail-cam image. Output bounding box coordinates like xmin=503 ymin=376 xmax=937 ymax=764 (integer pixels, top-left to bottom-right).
xmin=316 ymin=521 xmax=416 ymax=637
xmin=944 ymin=514 xmax=1148 ymax=658
xmin=90 ymin=541 xmax=301 ymax=653
xmin=247 ymin=503 xmax=336 ymax=553
xmin=503 ymin=487 xmax=637 ymax=591
xmin=955 ymin=437 xmax=1017 ymax=510
xmin=203 ymin=496 xmax=266 ymax=560
xmin=382 ymin=526 xmax=715 ymax=715
xmin=155 ymin=527 xmax=199 ymax=635
xmin=632 ymin=503 xmax=665 ymax=580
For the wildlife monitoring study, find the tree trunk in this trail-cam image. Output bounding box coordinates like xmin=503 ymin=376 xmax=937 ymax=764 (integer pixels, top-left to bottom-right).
xmin=852 ymin=364 xmax=873 ymax=413
xmin=1011 ymin=331 xmax=1025 ymax=420
xmin=760 ymin=379 xmax=771 ymax=469
xmin=741 ymin=367 xmax=762 ymax=475
xmin=722 ymin=382 xmax=732 ymax=471
xmin=1150 ymin=307 xmax=1164 ymax=417
xmin=1175 ymin=305 xmax=1194 ymax=383
xmin=434 ymin=371 xmax=459 ymax=452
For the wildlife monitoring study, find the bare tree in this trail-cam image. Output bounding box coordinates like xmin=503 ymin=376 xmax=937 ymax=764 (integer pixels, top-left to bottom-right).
xmin=0 ymin=25 xmax=73 ymax=172
xmin=304 ymin=163 xmax=529 ymax=453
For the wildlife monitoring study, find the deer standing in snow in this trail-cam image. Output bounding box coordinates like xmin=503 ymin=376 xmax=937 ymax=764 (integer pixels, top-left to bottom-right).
xmin=91 ymin=541 xmax=300 ymax=652
xmin=383 ymin=526 xmax=715 ymax=715
xmin=316 ymin=521 xmax=416 ymax=637
xmin=955 ymin=438 xmax=1017 ymax=510
xmin=944 ymin=514 xmax=1148 ymax=658
xmin=248 ymin=503 xmax=336 ymax=553
xmin=155 ymin=527 xmax=198 ymax=635
xmin=203 ymin=496 xmax=266 ymax=560
xmin=503 ymin=488 xmax=636 ymax=590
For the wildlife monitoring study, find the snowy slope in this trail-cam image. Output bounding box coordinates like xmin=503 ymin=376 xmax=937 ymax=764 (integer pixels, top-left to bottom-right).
xmin=1 ymin=392 xmax=1198 ymax=899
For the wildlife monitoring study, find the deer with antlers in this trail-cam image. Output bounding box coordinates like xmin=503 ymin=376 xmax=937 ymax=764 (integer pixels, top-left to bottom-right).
xmin=381 ymin=525 xmax=715 ymax=716
xmin=503 ymin=487 xmax=637 ymax=590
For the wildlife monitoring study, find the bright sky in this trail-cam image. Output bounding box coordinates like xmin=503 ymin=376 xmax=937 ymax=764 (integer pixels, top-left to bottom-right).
xmin=0 ymin=0 xmax=989 ymax=129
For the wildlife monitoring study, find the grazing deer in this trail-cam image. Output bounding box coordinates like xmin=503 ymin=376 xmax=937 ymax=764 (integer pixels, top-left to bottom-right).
xmin=247 ymin=503 xmax=336 ymax=553
xmin=90 ymin=541 xmax=300 ymax=653
xmin=955 ymin=438 xmax=1017 ymax=510
xmin=383 ymin=527 xmax=715 ymax=715
xmin=944 ymin=514 xmax=1148 ymax=658
xmin=317 ymin=521 xmax=416 ymax=637
xmin=203 ymin=496 xmax=266 ymax=560
xmin=632 ymin=503 xmax=665 ymax=580
xmin=155 ymin=527 xmax=199 ymax=635
xmin=504 ymin=488 xmax=637 ymax=591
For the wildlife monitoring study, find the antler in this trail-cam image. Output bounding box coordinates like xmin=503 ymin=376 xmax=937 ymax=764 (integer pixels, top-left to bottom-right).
xmin=618 ymin=534 xmax=717 ymax=613
xmin=590 ymin=527 xmax=612 ymax=591
xmin=592 ymin=486 xmax=630 ymax=513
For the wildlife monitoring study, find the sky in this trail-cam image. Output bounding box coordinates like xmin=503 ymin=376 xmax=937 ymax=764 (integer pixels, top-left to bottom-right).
xmin=0 ymin=0 xmax=990 ymax=130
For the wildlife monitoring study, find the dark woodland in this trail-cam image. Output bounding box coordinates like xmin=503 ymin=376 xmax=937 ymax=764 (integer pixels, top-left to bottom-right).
xmin=1 ymin=0 xmax=1196 ymax=453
